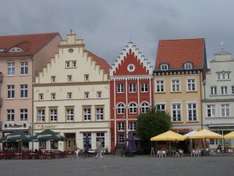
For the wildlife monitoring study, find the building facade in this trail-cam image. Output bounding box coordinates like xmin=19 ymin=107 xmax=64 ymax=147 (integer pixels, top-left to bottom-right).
xmin=203 ymin=50 xmax=234 ymax=136
xmin=154 ymin=38 xmax=207 ymax=133
xmin=33 ymin=32 xmax=111 ymax=152
xmin=0 ymin=33 xmax=60 ymax=137
xmin=110 ymin=42 xmax=153 ymax=151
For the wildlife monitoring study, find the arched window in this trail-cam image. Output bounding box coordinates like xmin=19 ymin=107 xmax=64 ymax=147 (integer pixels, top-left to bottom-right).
xmin=141 ymin=102 xmax=150 ymax=113
xmin=128 ymin=103 xmax=137 ymax=114
xmin=160 ymin=64 xmax=169 ymax=71
xmin=184 ymin=62 xmax=193 ymax=70
xmin=117 ymin=103 xmax=125 ymax=114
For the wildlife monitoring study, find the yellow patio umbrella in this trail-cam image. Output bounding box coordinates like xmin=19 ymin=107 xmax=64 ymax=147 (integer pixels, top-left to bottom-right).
xmin=224 ymin=131 xmax=234 ymax=139
xmin=187 ymin=129 xmax=222 ymax=139
xmin=150 ymin=130 xmax=186 ymax=141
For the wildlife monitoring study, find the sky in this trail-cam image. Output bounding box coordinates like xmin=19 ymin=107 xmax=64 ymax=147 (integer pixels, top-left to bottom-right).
xmin=1 ymin=0 xmax=234 ymax=65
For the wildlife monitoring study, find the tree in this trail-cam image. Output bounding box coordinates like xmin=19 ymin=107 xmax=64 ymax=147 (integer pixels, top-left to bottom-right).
xmin=136 ymin=110 xmax=172 ymax=153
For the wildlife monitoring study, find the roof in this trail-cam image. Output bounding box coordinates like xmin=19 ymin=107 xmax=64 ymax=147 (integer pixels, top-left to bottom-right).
xmin=0 ymin=32 xmax=60 ymax=57
xmin=155 ymin=38 xmax=206 ymax=70
xmin=85 ymin=50 xmax=111 ymax=74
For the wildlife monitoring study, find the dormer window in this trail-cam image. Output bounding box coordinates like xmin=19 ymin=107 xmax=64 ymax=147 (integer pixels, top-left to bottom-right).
xmin=160 ymin=64 xmax=169 ymax=71
xmin=9 ymin=47 xmax=23 ymax=53
xmin=184 ymin=63 xmax=193 ymax=70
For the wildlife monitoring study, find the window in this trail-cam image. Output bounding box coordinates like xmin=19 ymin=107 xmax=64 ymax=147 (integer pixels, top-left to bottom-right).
xmin=184 ymin=63 xmax=193 ymax=70
xmin=49 ymin=107 xmax=58 ymax=121
xmin=141 ymin=102 xmax=149 ymax=113
xmin=97 ymin=91 xmax=102 ymax=98
xmin=127 ymin=64 xmax=135 ymax=72
xmin=96 ymin=106 xmax=104 ymax=120
xmin=51 ymin=76 xmax=56 ymax=82
xmin=67 ymin=75 xmax=72 ymax=81
xmin=7 ymin=109 xmax=15 ymax=121
xmin=187 ymin=103 xmax=197 ymax=121
xmin=84 ymin=92 xmax=89 ymax=99
xmin=51 ymin=93 xmax=56 ymax=100
xmin=171 ymin=79 xmax=180 ymax=92
xmin=128 ymin=121 xmax=136 ymax=131
xmin=20 ymin=62 xmax=28 ymax=74
xmin=187 ymin=79 xmax=196 ymax=91
xmin=156 ymin=104 xmax=165 ymax=112
xmin=7 ymin=85 xmax=15 ymax=98
xmin=141 ymin=83 xmax=148 ymax=92
xmin=39 ymin=93 xmax=44 ymax=100
xmin=232 ymin=86 xmax=234 ymax=94
xmin=128 ymin=103 xmax=137 ymax=114
xmin=83 ymin=106 xmax=91 ymax=121
xmin=207 ymin=104 xmax=216 ymax=117
xmin=67 ymin=92 xmax=72 ymax=99
xmin=8 ymin=62 xmax=15 ymax=75
xmin=96 ymin=132 xmax=105 ymax=148
xmin=221 ymin=104 xmax=230 ymax=117
xmin=217 ymin=71 xmax=231 ymax=80
xmin=221 ymin=86 xmax=228 ymax=95
xmin=65 ymin=60 xmax=77 ymax=69
xmin=117 ymin=103 xmax=125 ymax=114
xmin=117 ymin=133 xmax=125 ymax=144
xmin=20 ymin=109 xmax=28 ymax=121
xmin=129 ymin=83 xmax=136 ymax=93
xmin=172 ymin=104 xmax=181 ymax=121
xmin=66 ymin=106 xmax=74 ymax=121
xmin=117 ymin=122 xmax=125 ymax=131
xmin=210 ymin=86 xmax=217 ymax=95
xmin=20 ymin=84 xmax=28 ymax=98
xmin=83 ymin=132 xmax=91 ymax=150
xmin=84 ymin=74 xmax=89 ymax=81
xmin=160 ymin=64 xmax=169 ymax=71
xmin=37 ymin=108 xmax=45 ymax=122
xmin=117 ymin=83 xmax=124 ymax=93
xmin=156 ymin=80 xmax=164 ymax=92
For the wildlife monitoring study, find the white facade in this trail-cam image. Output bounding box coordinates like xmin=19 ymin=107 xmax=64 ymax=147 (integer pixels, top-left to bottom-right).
xmin=203 ymin=50 xmax=234 ymax=135
xmin=33 ymin=32 xmax=111 ymax=152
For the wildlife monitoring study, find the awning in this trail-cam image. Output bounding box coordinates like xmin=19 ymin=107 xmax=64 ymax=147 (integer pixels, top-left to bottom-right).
xmin=150 ymin=130 xmax=186 ymax=141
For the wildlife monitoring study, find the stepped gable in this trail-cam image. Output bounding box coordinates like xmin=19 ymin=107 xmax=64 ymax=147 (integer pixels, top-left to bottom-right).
xmin=0 ymin=32 xmax=60 ymax=57
xmin=110 ymin=41 xmax=153 ymax=76
xmin=155 ymin=38 xmax=206 ymax=70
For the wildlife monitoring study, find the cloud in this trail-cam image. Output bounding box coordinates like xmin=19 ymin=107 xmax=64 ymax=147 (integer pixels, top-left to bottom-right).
xmin=0 ymin=0 xmax=234 ymax=65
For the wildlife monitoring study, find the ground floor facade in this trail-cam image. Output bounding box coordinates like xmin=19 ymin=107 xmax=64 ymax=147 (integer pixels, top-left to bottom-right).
xmin=33 ymin=122 xmax=111 ymax=152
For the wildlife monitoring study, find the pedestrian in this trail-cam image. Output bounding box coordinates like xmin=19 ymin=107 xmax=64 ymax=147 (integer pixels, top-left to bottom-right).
xmin=75 ymin=147 xmax=80 ymax=158
xmin=95 ymin=140 xmax=103 ymax=159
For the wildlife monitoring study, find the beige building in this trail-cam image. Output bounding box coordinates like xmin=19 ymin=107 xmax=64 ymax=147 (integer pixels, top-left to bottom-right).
xmin=154 ymin=38 xmax=207 ymax=133
xmin=0 ymin=33 xmax=61 ymax=136
xmin=33 ymin=32 xmax=111 ymax=152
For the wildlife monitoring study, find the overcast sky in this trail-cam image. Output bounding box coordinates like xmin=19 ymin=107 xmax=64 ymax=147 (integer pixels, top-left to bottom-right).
xmin=1 ymin=0 xmax=234 ymax=65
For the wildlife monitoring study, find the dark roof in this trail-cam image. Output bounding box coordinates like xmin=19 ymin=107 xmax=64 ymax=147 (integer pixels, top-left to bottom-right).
xmin=155 ymin=38 xmax=206 ymax=70
xmin=0 ymin=32 xmax=60 ymax=57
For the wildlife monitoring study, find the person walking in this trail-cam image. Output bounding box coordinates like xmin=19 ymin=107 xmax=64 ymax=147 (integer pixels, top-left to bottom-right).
xmin=75 ymin=147 xmax=80 ymax=158
xmin=95 ymin=140 xmax=103 ymax=159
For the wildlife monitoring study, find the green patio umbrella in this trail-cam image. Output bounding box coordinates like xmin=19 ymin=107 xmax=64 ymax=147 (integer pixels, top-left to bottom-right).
xmin=33 ymin=129 xmax=64 ymax=141
xmin=5 ymin=131 xmax=32 ymax=143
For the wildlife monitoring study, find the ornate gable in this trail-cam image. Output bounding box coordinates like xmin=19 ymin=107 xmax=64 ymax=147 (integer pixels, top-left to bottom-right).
xmin=110 ymin=42 xmax=153 ymax=76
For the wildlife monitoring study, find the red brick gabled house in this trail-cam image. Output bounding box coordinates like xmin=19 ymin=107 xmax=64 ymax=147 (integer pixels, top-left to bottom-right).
xmin=110 ymin=42 xmax=153 ymax=151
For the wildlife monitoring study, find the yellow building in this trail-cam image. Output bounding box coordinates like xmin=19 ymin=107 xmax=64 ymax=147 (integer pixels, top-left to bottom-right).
xmin=154 ymin=38 xmax=207 ymax=133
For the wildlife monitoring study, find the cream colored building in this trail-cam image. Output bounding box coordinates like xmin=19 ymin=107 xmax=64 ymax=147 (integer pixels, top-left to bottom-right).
xmin=33 ymin=32 xmax=111 ymax=152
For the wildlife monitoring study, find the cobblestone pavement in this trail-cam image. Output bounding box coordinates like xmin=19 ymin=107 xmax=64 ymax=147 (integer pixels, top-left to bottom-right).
xmin=0 ymin=156 xmax=234 ymax=176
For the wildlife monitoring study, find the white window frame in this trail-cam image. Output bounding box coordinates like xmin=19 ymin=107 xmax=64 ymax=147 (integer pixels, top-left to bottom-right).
xmin=156 ymin=80 xmax=164 ymax=93
xmin=83 ymin=106 xmax=91 ymax=121
xmin=171 ymin=79 xmax=180 ymax=92
xmin=210 ymin=86 xmax=217 ymax=95
xmin=20 ymin=84 xmax=28 ymax=98
xmin=128 ymin=102 xmax=137 ymax=114
xmin=129 ymin=83 xmax=137 ymax=93
xmin=160 ymin=64 xmax=169 ymax=71
xmin=96 ymin=106 xmax=104 ymax=120
xmin=221 ymin=86 xmax=228 ymax=95
xmin=141 ymin=102 xmax=150 ymax=113
xmin=7 ymin=84 xmax=15 ymax=98
xmin=117 ymin=103 xmax=125 ymax=114
xmin=66 ymin=106 xmax=74 ymax=121
xmin=156 ymin=103 xmax=166 ymax=112
xmin=141 ymin=83 xmax=149 ymax=92
xmin=7 ymin=109 xmax=15 ymax=121
xmin=37 ymin=107 xmax=45 ymax=122
xmin=49 ymin=107 xmax=58 ymax=122
xmin=117 ymin=83 xmax=124 ymax=93
xmin=221 ymin=104 xmax=230 ymax=117
xmin=128 ymin=121 xmax=137 ymax=131
xmin=206 ymin=104 xmax=216 ymax=117
xmin=117 ymin=122 xmax=125 ymax=131
xmin=171 ymin=103 xmax=181 ymax=122
xmin=187 ymin=79 xmax=196 ymax=91
xmin=184 ymin=63 xmax=193 ymax=70
xmin=20 ymin=62 xmax=28 ymax=75
xmin=8 ymin=62 xmax=15 ymax=76
xmin=187 ymin=103 xmax=197 ymax=121
xmin=20 ymin=109 xmax=28 ymax=121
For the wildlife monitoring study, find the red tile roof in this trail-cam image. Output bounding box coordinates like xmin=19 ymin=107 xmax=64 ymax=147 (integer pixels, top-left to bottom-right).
xmin=85 ymin=50 xmax=111 ymax=74
xmin=0 ymin=32 xmax=60 ymax=57
xmin=155 ymin=38 xmax=206 ymax=70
